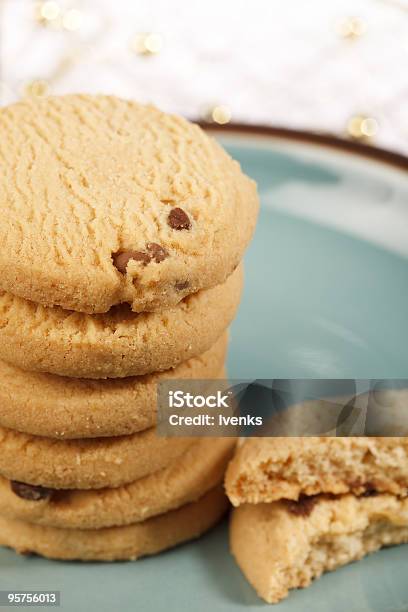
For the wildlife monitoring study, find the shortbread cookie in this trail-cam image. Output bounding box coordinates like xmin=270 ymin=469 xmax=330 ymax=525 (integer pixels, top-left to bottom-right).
xmin=226 ymin=437 xmax=408 ymax=506
xmin=0 ymin=94 xmax=258 ymax=314
xmin=0 ymin=485 xmax=228 ymax=561
xmin=230 ymin=494 xmax=408 ymax=604
xmin=0 ymin=335 xmax=227 ymax=439
xmin=0 ymin=437 xmax=235 ymax=529
xmin=0 ymin=265 xmax=241 ymax=379
xmin=0 ymin=425 xmax=193 ymax=489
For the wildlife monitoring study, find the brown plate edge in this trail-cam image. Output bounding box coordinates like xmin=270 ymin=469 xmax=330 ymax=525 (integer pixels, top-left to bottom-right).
xmin=200 ymin=122 xmax=408 ymax=172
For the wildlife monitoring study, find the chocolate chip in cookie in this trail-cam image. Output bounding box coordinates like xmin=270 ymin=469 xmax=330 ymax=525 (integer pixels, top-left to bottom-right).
xmin=113 ymin=250 xmax=151 ymax=273
xmin=113 ymin=244 xmax=168 ymax=273
xmin=175 ymin=281 xmax=189 ymax=291
xmin=10 ymin=480 xmax=54 ymax=502
xmin=284 ymin=495 xmax=318 ymax=517
xmin=168 ymin=207 xmax=191 ymax=230
xmin=361 ymin=481 xmax=378 ymax=497
xmin=146 ymin=242 xmax=169 ymax=263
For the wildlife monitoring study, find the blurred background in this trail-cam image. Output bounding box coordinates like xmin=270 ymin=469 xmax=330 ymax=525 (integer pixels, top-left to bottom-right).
xmin=0 ymin=0 xmax=407 ymax=154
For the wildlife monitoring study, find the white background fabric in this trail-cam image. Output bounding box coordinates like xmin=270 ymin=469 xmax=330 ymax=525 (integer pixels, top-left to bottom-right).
xmin=0 ymin=0 xmax=407 ymax=154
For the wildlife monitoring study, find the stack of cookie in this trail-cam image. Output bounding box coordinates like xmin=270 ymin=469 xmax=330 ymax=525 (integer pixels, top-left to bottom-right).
xmin=0 ymin=95 xmax=258 ymax=560
xmin=226 ymin=437 xmax=408 ymax=604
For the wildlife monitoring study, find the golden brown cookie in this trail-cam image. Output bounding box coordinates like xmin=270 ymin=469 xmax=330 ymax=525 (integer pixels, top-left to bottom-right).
xmin=0 ymin=485 xmax=228 ymax=561
xmin=225 ymin=437 xmax=408 ymax=506
xmin=0 ymin=335 xmax=227 ymax=439
xmin=0 ymin=425 xmax=193 ymax=489
xmin=0 ymin=437 xmax=236 ymax=529
xmin=0 ymin=95 xmax=258 ymax=314
xmin=0 ymin=265 xmax=242 ymax=378
xmin=230 ymin=494 xmax=408 ymax=604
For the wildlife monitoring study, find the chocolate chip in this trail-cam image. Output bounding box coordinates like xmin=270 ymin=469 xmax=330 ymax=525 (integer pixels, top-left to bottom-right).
xmin=113 ymin=250 xmax=151 ymax=273
xmin=361 ymin=481 xmax=378 ymax=497
xmin=146 ymin=243 xmax=169 ymax=263
xmin=113 ymin=243 xmax=169 ymax=273
xmin=362 ymin=489 xmax=378 ymax=498
xmin=10 ymin=481 xmax=54 ymax=502
xmin=348 ymin=478 xmax=378 ymax=496
xmin=168 ymin=207 xmax=191 ymax=230
xmin=175 ymin=281 xmax=189 ymax=291
xmin=284 ymin=495 xmax=317 ymax=517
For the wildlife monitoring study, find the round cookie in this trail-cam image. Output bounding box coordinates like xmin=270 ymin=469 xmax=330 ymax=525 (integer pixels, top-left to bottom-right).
xmin=0 ymin=485 xmax=228 ymax=561
xmin=0 ymin=94 xmax=258 ymax=314
xmin=0 ymin=425 xmax=193 ymax=489
xmin=0 ymin=335 xmax=227 ymax=439
xmin=0 ymin=265 xmax=242 ymax=378
xmin=0 ymin=437 xmax=236 ymax=529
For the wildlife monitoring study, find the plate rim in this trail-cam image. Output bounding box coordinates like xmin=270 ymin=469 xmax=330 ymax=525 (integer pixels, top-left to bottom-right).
xmin=201 ymin=122 xmax=408 ymax=173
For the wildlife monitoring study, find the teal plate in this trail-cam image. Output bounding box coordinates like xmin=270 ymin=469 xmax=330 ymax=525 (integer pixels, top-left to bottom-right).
xmin=1 ymin=128 xmax=408 ymax=611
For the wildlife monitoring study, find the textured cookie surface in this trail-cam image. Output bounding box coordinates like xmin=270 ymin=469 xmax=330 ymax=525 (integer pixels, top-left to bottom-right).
xmin=0 ymin=335 xmax=227 ymax=439
xmin=0 ymin=94 xmax=258 ymax=314
xmin=0 ymin=265 xmax=241 ymax=379
xmin=230 ymin=494 xmax=408 ymax=604
xmin=0 ymin=425 xmax=193 ymax=489
xmin=226 ymin=437 xmax=408 ymax=506
xmin=0 ymin=485 xmax=228 ymax=561
xmin=0 ymin=437 xmax=235 ymax=529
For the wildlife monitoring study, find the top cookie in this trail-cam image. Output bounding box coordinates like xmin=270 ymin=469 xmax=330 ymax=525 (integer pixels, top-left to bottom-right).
xmin=0 ymin=94 xmax=258 ymax=313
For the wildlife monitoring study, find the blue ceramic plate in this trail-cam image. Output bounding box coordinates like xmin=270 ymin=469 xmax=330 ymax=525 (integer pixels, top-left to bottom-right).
xmin=1 ymin=128 xmax=408 ymax=611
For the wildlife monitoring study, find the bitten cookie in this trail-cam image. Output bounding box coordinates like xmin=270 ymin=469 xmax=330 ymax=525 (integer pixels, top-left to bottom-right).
xmin=0 ymin=95 xmax=258 ymax=314
xmin=0 ymin=437 xmax=236 ymax=529
xmin=0 ymin=485 xmax=228 ymax=561
xmin=225 ymin=437 xmax=408 ymax=506
xmin=230 ymin=494 xmax=408 ymax=604
xmin=0 ymin=334 xmax=227 ymax=439
xmin=0 ymin=265 xmax=242 ymax=378
xmin=0 ymin=426 xmax=193 ymax=489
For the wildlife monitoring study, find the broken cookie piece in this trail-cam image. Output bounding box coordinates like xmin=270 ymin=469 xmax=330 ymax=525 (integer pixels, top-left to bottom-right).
xmin=225 ymin=437 xmax=408 ymax=506
xmin=230 ymin=493 xmax=408 ymax=604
